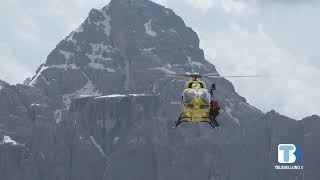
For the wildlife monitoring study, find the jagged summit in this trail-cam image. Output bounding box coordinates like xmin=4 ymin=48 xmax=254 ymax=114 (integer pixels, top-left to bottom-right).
xmin=27 ymin=0 xmax=229 ymax=126
xmin=25 ymin=0 xmax=254 ymax=126
xmin=1 ymin=1 xmax=320 ymax=180
xmin=29 ymin=0 xmax=217 ymax=98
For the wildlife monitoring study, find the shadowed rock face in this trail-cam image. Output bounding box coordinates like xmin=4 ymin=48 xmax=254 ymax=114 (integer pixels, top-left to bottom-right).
xmin=0 ymin=0 xmax=320 ymax=180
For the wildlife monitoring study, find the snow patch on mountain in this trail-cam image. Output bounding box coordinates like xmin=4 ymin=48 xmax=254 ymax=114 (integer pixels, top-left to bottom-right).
xmin=90 ymin=43 xmax=113 ymax=54
xmin=50 ymin=50 xmax=78 ymax=69
xmin=30 ymin=50 xmax=80 ymax=86
xmin=144 ymin=19 xmax=157 ymax=37
xmin=95 ymin=94 xmax=149 ymax=99
xmin=190 ymin=61 xmax=203 ymax=68
xmin=30 ymin=65 xmax=49 ymax=86
xmin=140 ymin=47 xmax=156 ymax=52
xmin=88 ymin=63 xmax=116 ymax=72
xmin=96 ymin=94 xmax=126 ymax=99
xmin=55 ymin=72 xmax=101 ymax=124
xmin=87 ymin=43 xmax=115 ymax=71
xmin=169 ymin=29 xmax=178 ymax=34
xmin=90 ymin=136 xmax=107 ymax=158
xmin=225 ymin=98 xmax=234 ymax=107
xmin=30 ymin=103 xmax=41 ymax=107
xmin=1 ymin=135 xmax=21 ymax=146
xmin=304 ymin=132 xmax=313 ymax=137
xmin=87 ymin=43 xmax=114 ymax=64
xmin=130 ymin=94 xmax=150 ymax=97
xmin=225 ymin=106 xmax=240 ymax=126
xmin=41 ymin=77 xmax=51 ymax=86
xmin=50 ymin=64 xmax=79 ymax=70
xmin=187 ymin=56 xmax=192 ymax=62
xmin=76 ymin=76 xmax=101 ymax=97
xmin=114 ymin=137 xmax=120 ymax=144
xmin=54 ymin=111 xmax=62 ymax=124
xmin=188 ymin=56 xmax=203 ymax=68
xmin=40 ymin=152 xmax=45 ymax=159
xmin=65 ymin=73 xmax=102 ymax=106
xmin=96 ymin=7 xmax=111 ymax=36
xmin=59 ymin=50 xmax=73 ymax=60
xmin=66 ymin=25 xmax=84 ymax=43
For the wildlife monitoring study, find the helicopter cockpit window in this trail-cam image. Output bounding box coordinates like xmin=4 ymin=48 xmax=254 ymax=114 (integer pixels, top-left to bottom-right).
xmin=183 ymin=89 xmax=197 ymax=103
xmin=188 ymin=82 xmax=204 ymax=89
xmin=198 ymin=89 xmax=211 ymax=104
xmin=182 ymin=89 xmax=211 ymax=104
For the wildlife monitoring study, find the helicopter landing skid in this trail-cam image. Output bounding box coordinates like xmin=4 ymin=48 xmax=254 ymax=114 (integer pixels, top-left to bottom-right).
xmin=174 ymin=114 xmax=188 ymax=128
xmin=174 ymin=114 xmax=218 ymax=128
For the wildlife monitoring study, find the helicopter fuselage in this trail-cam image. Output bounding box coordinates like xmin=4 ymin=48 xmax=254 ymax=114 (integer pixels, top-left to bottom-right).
xmin=180 ymin=78 xmax=211 ymax=122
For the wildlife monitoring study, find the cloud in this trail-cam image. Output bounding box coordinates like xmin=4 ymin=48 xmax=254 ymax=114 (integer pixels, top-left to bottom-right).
xmin=0 ymin=0 xmax=110 ymax=83
xmin=0 ymin=1 xmax=41 ymax=46
xmin=186 ymin=0 xmax=216 ymax=12
xmin=160 ymin=0 xmax=254 ymax=14
xmin=258 ymin=0 xmax=319 ymax=4
xmin=200 ymin=21 xmax=320 ymax=119
xmin=0 ymin=43 xmax=33 ymax=84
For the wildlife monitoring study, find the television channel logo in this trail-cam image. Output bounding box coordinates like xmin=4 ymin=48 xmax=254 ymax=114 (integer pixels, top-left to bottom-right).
xmin=275 ymin=144 xmax=303 ymax=170
xmin=278 ymin=144 xmax=300 ymax=164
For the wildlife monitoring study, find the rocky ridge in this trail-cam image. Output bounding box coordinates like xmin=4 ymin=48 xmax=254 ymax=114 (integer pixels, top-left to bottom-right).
xmin=0 ymin=0 xmax=320 ymax=180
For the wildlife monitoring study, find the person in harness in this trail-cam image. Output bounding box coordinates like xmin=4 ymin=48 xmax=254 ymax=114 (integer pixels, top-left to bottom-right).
xmin=209 ymin=83 xmax=220 ymax=127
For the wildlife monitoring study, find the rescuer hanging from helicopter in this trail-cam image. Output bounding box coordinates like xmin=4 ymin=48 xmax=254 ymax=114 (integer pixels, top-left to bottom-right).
xmin=209 ymin=83 xmax=220 ymax=127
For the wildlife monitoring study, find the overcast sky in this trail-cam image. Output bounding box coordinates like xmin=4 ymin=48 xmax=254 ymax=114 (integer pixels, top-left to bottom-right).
xmin=0 ymin=0 xmax=319 ymax=119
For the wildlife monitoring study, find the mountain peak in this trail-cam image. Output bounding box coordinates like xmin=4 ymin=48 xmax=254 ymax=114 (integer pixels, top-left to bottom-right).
xmin=29 ymin=0 xmax=218 ymax=97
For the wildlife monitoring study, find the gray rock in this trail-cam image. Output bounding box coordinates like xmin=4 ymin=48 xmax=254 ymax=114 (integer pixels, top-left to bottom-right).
xmin=0 ymin=0 xmax=319 ymax=180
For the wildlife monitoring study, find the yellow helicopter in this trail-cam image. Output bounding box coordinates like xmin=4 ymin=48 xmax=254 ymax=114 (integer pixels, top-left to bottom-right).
xmin=168 ymin=72 xmax=263 ymax=128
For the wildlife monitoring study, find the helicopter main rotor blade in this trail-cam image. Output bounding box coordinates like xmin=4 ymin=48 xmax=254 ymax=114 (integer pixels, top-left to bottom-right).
xmin=132 ymin=69 xmax=185 ymax=77
xmin=133 ymin=68 xmax=266 ymax=79
xmin=166 ymin=73 xmax=189 ymax=77
xmin=205 ymin=75 xmax=266 ymax=78
xmin=202 ymin=73 xmax=220 ymax=77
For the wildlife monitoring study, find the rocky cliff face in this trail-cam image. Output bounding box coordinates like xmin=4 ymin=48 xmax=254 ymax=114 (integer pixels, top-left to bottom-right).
xmin=1 ymin=0 xmax=320 ymax=180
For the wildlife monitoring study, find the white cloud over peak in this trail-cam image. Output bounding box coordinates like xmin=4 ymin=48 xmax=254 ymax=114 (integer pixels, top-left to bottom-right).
xmin=200 ymin=22 xmax=320 ymax=119
xmin=0 ymin=43 xmax=33 ymax=84
xmin=162 ymin=0 xmax=255 ymax=14
xmin=0 ymin=0 xmax=110 ymax=83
